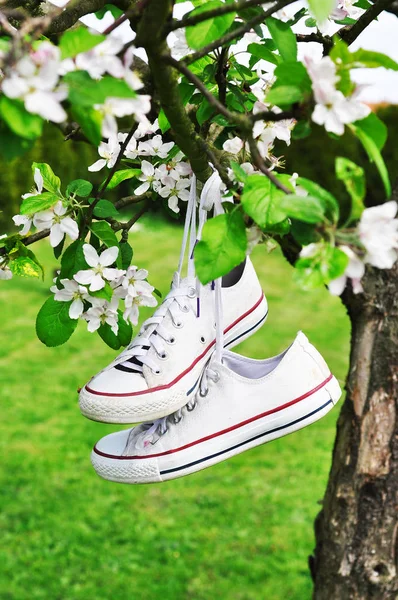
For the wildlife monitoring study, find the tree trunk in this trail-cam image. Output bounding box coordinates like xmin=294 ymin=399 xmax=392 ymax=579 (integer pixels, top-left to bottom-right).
xmin=310 ymin=260 xmax=398 ymax=599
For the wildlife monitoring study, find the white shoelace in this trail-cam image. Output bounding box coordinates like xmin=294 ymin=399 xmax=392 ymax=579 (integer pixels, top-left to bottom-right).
xmin=126 ymin=169 xmax=230 ymax=452
xmin=127 ymin=365 xmax=221 ymax=452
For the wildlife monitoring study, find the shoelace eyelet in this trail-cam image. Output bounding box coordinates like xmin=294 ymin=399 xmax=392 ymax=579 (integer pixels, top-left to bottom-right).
xmin=166 ymin=336 xmax=176 ymax=344
xmin=199 ymin=387 xmax=209 ymax=398
xmin=158 ymin=351 xmax=168 ymax=360
xmin=173 ymin=415 xmax=183 ymax=424
xmin=181 ymin=305 xmax=189 ymax=313
xmin=173 ymin=320 xmax=184 ymax=329
xmin=188 ymin=287 xmax=196 ymax=298
xmin=153 ymin=368 xmax=163 ymax=376
xmin=213 ymin=371 xmax=220 ymax=383
xmin=200 ymin=336 xmax=206 ymax=343
xmin=187 ymin=400 xmax=197 ymax=411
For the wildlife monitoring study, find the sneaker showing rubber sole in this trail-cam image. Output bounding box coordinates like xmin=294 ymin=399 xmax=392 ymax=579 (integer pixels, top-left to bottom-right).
xmin=79 ymin=257 xmax=268 ymax=424
xmin=91 ymin=332 xmax=342 ymax=484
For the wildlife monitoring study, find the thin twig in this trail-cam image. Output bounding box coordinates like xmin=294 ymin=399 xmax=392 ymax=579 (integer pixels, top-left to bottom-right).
xmin=184 ymin=0 xmax=294 ymax=65
xmin=215 ymin=47 xmax=229 ymax=106
xmin=247 ymin=134 xmax=291 ymax=193
xmin=164 ymin=54 xmax=247 ymax=127
xmin=251 ymin=109 xmax=296 ymax=123
xmin=339 ymin=0 xmax=395 ymax=45
xmin=86 ymin=124 xmax=137 ymax=222
xmin=114 ymin=199 xmax=150 ymax=231
xmin=165 ymin=0 xmax=279 ymax=33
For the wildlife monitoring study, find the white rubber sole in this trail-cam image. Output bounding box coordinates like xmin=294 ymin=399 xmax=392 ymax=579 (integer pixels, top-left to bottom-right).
xmin=91 ymin=374 xmax=342 ymax=484
xmin=79 ymin=296 xmax=268 ymax=424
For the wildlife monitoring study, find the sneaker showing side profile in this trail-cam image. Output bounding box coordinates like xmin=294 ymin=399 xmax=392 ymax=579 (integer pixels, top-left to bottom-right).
xmin=79 ymin=257 xmax=268 ymax=423
xmin=90 ymin=332 xmax=342 ymax=484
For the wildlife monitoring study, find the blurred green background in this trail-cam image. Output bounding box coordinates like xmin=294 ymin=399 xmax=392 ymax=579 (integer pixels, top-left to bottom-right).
xmin=0 ymin=110 xmax=396 ymax=599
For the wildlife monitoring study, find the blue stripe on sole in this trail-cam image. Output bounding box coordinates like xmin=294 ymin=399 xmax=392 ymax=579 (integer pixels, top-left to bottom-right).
xmin=160 ymin=397 xmax=333 ymax=475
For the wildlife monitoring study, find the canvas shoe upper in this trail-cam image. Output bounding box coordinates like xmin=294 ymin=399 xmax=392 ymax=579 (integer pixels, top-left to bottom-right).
xmin=79 ymin=257 xmax=268 ymax=423
xmin=91 ymin=332 xmax=342 ymax=484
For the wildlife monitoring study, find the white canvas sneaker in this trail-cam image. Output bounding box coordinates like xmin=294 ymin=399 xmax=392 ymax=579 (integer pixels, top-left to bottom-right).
xmin=91 ymin=332 xmax=342 ymax=484
xmin=79 ymin=258 xmax=268 ymax=423
xmin=79 ymin=172 xmax=268 ymax=424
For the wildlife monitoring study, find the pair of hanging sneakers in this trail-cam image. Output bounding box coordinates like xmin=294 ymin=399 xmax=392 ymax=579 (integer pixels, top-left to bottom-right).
xmin=82 ymin=173 xmax=341 ymax=485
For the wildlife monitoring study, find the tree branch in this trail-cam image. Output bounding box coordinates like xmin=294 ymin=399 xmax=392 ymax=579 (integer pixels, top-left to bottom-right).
xmin=135 ymin=0 xmax=212 ymax=182
xmin=163 ymin=54 xmax=248 ymax=127
xmin=47 ymin=0 xmax=130 ymax=34
xmin=339 ymin=0 xmax=395 ymax=45
xmin=184 ymin=0 xmax=294 ymax=65
xmin=215 ymin=47 xmax=229 ymax=106
xmin=165 ymin=0 xmax=281 ymax=33
xmin=113 ymin=199 xmax=150 ymax=231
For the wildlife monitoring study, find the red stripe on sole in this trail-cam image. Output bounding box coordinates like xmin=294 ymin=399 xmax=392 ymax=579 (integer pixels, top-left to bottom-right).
xmin=93 ymin=372 xmax=334 ymax=460
xmin=85 ymin=292 xmax=265 ymax=398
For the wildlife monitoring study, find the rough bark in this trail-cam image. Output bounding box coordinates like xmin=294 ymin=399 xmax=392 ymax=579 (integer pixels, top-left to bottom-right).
xmin=311 ymin=260 xmax=398 ymax=599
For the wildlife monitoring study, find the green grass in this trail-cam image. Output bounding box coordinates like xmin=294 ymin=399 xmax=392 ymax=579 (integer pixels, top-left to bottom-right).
xmin=0 ymin=218 xmax=350 ymax=600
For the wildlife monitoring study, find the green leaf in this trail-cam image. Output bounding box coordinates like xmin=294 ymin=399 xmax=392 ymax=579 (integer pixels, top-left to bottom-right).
xmin=118 ymin=311 xmax=133 ymax=346
xmin=266 ymin=17 xmax=297 ymax=62
xmin=307 ymin=0 xmax=335 ymax=23
xmin=230 ymin=161 xmax=249 ymax=183
xmin=106 ymin=168 xmax=141 ymax=190
xmin=92 ymin=199 xmax=120 ymax=218
xmin=296 ymin=178 xmax=340 ymax=223
xmin=0 ymin=97 xmax=43 ymax=140
xmin=60 ymin=27 xmax=106 ymax=59
xmin=90 ymin=221 xmax=119 ymax=247
xmin=196 ymin=99 xmax=214 ymax=125
xmin=119 ymin=241 xmax=133 ymax=269
xmin=64 ymin=71 xmax=136 ymax=107
xmin=185 ymin=1 xmax=236 ymax=50
xmin=294 ymin=245 xmax=349 ymax=290
xmin=273 ymin=61 xmax=312 ymax=93
xmin=70 ymin=104 xmax=103 ymax=146
xmin=32 ymin=162 xmax=61 ymax=195
xmin=247 ymin=42 xmax=280 ymax=66
xmin=266 ymin=85 xmax=303 ymax=107
xmin=53 ymin=237 xmax=65 ymax=260
xmin=353 ymin=112 xmax=387 ymax=151
xmin=9 ymin=256 xmax=42 ymax=279
xmin=349 ymin=123 xmax=391 ymax=197
xmin=280 ymin=195 xmax=325 ymax=223
xmin=350 ymin=48 xmax=398 ymax=71
xmin=59 ymin=239 xmax=87 ymax=279
xmin=98 ymin=311 xmax=132 ymax=349
xmin=335 ymin=157 xmax=365 ymax=221
xmin=90 ymin=281 xmax=113 ymax=301
xmin=36 ymin=297 xmax=78 ymax=347
xmin=66 ymin=179 xmax=93 ymax=197
xmin=241 ymin=175 xmax=287 ymax=228
xmin=20 ymin=192 xmax=59 ymax=215
xmin=195 ymin=209 xmax=247 ymax=284
xmin=95 ymin=3 xmax=124 ymax=18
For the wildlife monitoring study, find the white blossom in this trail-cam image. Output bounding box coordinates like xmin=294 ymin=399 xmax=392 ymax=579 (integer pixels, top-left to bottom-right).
xmin=167 ymin=30 xmax=190 ymax=60
xmin=96 ymin=95 xmax=151 ymax=137
xmin=75 ymin=37 xmax=125 ymax=80
xmin=88 ymin=135 xmax=120 ymax=172
xmin=134 ymin=160 xmax=161 ymax=195
xmin=223 ymin=137 xmax=244 ymax=154
xmin=134 ymin=118 xmax=160 ymax=140
xmin=33 ymin=201 xmax=78 ymax=248
xmin=74 ymin=244 xmax=123 ymax=292
xmin=123 ymin=290 xmax=157 ymax=326
xmin=158 ymin=176 xmax=191 ymax=213
xmin=358 ymin=201 xmax=398 ymax=269
xmin=138 ymin=134 xmax=174 ymax=159
xmin=1 ymin=42 xmax=67 ymax=123
xmin=52 ymin=278 xmax=92 ymax=319
xmin=84 ymin=298 xmax=119 ymax=334
xmin=305 ymin=55 xmax=370 ymax=136
xmin=328 ymin=246 xmax=365 ymax=296
xmin=121 ymin=266 xmax=153 ymax=298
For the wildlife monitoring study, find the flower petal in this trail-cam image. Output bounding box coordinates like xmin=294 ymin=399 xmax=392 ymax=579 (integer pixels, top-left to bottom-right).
xmin=83 ymin=244 xmax=100 ymax=268
xmin=69 ymin=298 xmax=84 ymax=319
xmin=99 ymin=246 xmax=119 ymax=266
